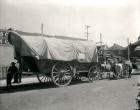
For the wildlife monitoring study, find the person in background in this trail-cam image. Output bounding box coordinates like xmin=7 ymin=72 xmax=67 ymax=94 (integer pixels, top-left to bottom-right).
xmin=7 ymin=62 xmax=18 ymax=88
xmin=16 ymin=61 xmax=22 ymax=83
xmin=13 ymin=61 xmax=19 ymax=83
xmin=124 ymin=60 xmax=133 ymax=78
xmin=132 ymin=60 xmax=138 ymax=70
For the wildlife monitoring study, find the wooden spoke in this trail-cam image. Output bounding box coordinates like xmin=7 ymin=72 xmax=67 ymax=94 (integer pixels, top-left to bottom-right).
xmin=37 ymin=73 xmax=49 ymax=83
xmin=41 ymin=76 xmax=45 ymax=80
xmin=43 ymin=77 xmax=46 ymax=82
xmin=65 ymin=72 xmax=71 ymax=76
xmin=53 ymin=74 xmax=59 ymax=78
xmin=54 ymin=68 xmax=59 ymax=72
xmin=63 ymin=69 xmax=71 ymax=73
xmin=55 ymin=77 xmax=59 ymax=82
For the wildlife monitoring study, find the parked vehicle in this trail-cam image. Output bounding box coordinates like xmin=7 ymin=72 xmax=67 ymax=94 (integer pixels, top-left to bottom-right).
xmin=8 ymin=30 xmax=99 ymax=87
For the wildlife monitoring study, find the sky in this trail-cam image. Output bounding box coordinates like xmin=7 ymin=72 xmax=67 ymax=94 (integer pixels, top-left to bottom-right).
xmin=0 ymin=0 xmax=140 ymax=46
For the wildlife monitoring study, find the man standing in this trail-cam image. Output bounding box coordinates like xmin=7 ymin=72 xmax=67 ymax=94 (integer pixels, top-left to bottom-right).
xmin=13 ymin=61 xmax=19 ymax=83
xmin=16 ymin=61 xmax=22 ymax=83
xmin=7 ymin=62 xmax=18 ymax=88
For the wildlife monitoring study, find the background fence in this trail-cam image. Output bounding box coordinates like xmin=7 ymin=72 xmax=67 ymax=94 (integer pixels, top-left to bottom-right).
xmin=0 ymin=66 xmax=8 ymax=79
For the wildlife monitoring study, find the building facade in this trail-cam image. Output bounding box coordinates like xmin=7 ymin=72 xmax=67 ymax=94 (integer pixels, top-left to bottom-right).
xmin=0 ymin=29 xmax=15 ymax=79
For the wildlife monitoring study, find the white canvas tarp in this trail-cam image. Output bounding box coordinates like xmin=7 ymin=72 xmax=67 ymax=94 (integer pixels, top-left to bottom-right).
xmin=9 ymin=31 xmax=97 ymax=62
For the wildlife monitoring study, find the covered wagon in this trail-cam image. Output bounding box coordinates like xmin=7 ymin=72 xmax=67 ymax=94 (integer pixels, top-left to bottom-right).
xmin=8 ymin=30 xmax=99 ymax=87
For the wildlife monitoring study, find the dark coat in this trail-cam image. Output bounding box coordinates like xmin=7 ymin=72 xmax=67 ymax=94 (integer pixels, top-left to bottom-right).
xmin=8 ymin=66 xmax=18 ymax=74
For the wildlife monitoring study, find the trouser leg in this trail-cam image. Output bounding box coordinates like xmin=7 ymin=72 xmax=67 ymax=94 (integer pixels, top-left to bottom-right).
xmin=18 ymin=72 xmax=21 ymax=83
xmin=129 ymin=70 xmax=131 ymax=78
xmin=13 ymin=73 xmax=18 ymax=83
xmin=9 ymin=74 xmax=13 ymax=86
xmin=7 ymin=74 xmax=9 ymax=87
xmin=15 ymin=73 xmax=18 ymax=83
xmin=7 ymin=74 xmax=13 ymax=87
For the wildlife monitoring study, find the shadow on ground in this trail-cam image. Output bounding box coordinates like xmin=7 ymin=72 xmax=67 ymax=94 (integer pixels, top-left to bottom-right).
xmin=0 ymin=79 xmax=89 ymax=94
xmin=0 ymin=74 xmax=125 ymax=94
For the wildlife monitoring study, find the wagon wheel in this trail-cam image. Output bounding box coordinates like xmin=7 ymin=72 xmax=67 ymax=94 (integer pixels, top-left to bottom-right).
xmin=51 ymin=62 xmax=73 ymax=87
xmin=37 ymin=73 xmax=50 ymax=83
xmin=88 ymin=66 xmax=100 ymax=82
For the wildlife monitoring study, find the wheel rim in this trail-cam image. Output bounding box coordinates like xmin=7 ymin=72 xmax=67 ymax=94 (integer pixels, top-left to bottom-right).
xmin=37 ymin=73 xmax=49 ymax=83
xmin=51 ymin=62 xmax=72 ymax=87
xmin=88 ymin=66 xmax=99 ymax=82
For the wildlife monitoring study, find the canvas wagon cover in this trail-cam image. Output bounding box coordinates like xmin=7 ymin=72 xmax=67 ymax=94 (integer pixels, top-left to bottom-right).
xmin=8 ymin=31 xmax=97 ymax=62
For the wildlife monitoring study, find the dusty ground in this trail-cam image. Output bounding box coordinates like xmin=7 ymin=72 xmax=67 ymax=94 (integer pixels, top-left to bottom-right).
xmin=0 ymin=75 xmax=140 ymax=110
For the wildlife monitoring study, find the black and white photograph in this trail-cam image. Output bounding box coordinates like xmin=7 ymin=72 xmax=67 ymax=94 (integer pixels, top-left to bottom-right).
xmin=0 ymin=0 xmax=140 ymax=110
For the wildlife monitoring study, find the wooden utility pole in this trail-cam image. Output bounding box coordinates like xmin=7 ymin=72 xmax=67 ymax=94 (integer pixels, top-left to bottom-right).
xmin=41 ymin=23 xmax=44 ymax=36
xmin=127 ymin=38 xmax=130 ymax=60
xmin=100 ymin=33 xmax=103 ymax=46
xmin=85 ymin=25 xmax=90 ymax=40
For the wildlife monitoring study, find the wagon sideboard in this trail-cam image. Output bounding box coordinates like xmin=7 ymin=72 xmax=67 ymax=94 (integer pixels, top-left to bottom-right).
xmin=23 ymin=57 xmax=97 ymax=73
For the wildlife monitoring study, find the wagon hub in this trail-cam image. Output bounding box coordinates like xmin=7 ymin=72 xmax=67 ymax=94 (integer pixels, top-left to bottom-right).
xmin=59 ymin=70 xmax=66 ymax=78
